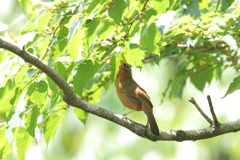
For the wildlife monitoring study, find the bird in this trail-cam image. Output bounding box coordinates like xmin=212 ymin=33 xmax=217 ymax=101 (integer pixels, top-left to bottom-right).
xmin=116 ymin=60 xmax=159 ymax=136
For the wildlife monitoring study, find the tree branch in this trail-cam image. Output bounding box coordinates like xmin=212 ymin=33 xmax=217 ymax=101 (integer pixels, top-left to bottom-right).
xmin=189 ymin=97 xmax=213 ymax=124
xmin=207 ymin=95 xmax=220 ymax=128
xmin=1 ymin=36 xmax=240 ymax=142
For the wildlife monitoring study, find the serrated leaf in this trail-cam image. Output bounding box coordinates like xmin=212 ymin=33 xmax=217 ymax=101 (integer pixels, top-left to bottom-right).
xmin=17 ymin=0 xmax=31 ymax=13
xmin=74 ymin=108 xmax=88 ymax=124
xmin=43 ymin=104 xmax=66 ymax=143
xmin=150 ymin=0 xmax=169 ymax=15
xmin=73 ymin=60 xmax=100 ymax=96
xmin=223 ymin=76 xmax=240 ymax=98
xmin=122 ymin=44 xmax=145 ymax=67
xmin=0 ymin=126 xmax=12 ymax=159
xmin=108 ymin=0 xmax=126 ymax=24
xmin=15 ymin=127 xmax=33 ymax=160
xmin=27 ymin=81 xmax=48 ymax=106
xmin=25 ymin=107 xmax=40 ymax=137
xmin=140 ymin=23 xmax=161 ymax=53
xmin=221 ymin=0 xmax=234 ymax=12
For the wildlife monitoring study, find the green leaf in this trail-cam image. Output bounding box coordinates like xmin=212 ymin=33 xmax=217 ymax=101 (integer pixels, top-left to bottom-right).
xmin=150 ymin=0 xmax=169 ymax=15
xmin=27 ymin=81 xmax=48 ymax=106
xmin=110 ymin=55 xmax=119 ymax=82
xmin=221 ymin=0 xmax=234 ymax=12
xmin=17 ymin=0 xmax=31 ymax=13
xmin=68 ymin=28 xmax=84 ymax=60
xmin=185 ymin=0 xmax=200 ymax=17
xmin=58 ymin=26 xmax=69 ymax=39
xmin=55 ymin=61 xmax=67 ymax=80
xmin=98 ymin=44 xmax=117 ymax=61
xmin=169 ymin=62 xmax=188 ymax=98
xmin=47 ymin=76 xmax=59 ymax=93
xmin=190 ymin=69 xmax=212 ymax=91
xmin=74 ymin=108 xmax=88 ymax=124
xmin=43 ymin=104 xmax=66 ymax=143
xmin=15 ymin=127 xmax=33 ymax=160
xmin=73 ymin=60 xmax=100 ymax=96
xmin=87 ymin=82 xmax=102 ymax=104
xmin=24 ymin=107 xmax=40 ymax=137
xmin=0 ymin=126 xmax=12 ymax=159
xmin=170 ymin=76 xmax=187 ymax=99
xmin=108 ymin=0 xmax=126 ymax=24
xmin=36 ymin=37 xmax=51 ymax=55
xmin=98 ymin=21 xmax=115 ymax=40
xmin=86 ymin=18 xmax=100 ymax=44
xmin=86 ymin=0 xmax=100 ymax=15
xmin=0 ymin=80 xmax=16 ymax=119
xmin=38 ymin=12 xmax=52 ymax=31
xmin=10 ymin=87 xmax=23 ymax=106
xmin=122 ymin=44 xmax=145 ymax=67
xmin=25 ymin=32 xmax=40 ymax=49
xmin=67 ymin=18 xmax=83 ymax=41
xmin=140 ymin=23 xmax=161 ymax=53
xmin=51 ymin=38 xmax=67 ymax=60
xmin=58 ymin=38 xmax=68 ymax=54
xmin=223 ymin=76 xmax=240 ymax=98
xmin=13 ymin=65 xmax=29 ymax=85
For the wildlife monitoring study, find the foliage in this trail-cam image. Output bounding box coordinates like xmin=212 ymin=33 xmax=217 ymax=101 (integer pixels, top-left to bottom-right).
xmin=0 ymin=0 xmax=240 ymax=159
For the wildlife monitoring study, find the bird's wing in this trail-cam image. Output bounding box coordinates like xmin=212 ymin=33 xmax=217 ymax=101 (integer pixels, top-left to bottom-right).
xmin=123 ymin=92 xmax=142 ymax=104
xmin=136 ymin=86 xmax=153 ymax=109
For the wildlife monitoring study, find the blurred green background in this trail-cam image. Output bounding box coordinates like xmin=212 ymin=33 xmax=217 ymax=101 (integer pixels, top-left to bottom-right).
xmin=1 ymin=0 xmax=240 ymax=160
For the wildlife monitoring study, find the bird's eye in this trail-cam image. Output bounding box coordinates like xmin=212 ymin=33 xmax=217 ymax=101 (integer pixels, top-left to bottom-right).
xmin=124 ymin=64 xmax=131 ymax=71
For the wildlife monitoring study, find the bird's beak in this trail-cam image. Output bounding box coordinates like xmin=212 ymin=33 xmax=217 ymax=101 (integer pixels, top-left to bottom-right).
xmin=120 ymin=60 xmax=125 ymax=67
xmin=120 ymin=60 xmax=131 ymax=67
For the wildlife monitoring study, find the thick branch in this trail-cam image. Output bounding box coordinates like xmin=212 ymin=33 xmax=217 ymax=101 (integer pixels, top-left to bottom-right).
xmin=1 ymin=36 xmax=240 ymax=142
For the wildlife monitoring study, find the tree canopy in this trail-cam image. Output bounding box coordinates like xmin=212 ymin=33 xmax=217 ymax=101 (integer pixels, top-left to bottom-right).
xmin=1 ymin=0 xmax=240 ymax=159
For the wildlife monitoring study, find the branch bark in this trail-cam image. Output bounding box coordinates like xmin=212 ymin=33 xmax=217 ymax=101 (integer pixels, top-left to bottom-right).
xmin=1 ymin=36 xmax=240 ymax=142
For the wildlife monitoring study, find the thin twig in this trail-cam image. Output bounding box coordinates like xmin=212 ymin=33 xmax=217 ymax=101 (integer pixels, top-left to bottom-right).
xmin=207 ymin=95 xmax=220 ymax=126
xmin=189 ymin=97 xmax=213 ymax=124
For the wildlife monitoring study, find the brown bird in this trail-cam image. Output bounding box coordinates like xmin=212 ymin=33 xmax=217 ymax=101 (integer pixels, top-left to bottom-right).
xmin=116 ymin=60 xmax=159 ymax=136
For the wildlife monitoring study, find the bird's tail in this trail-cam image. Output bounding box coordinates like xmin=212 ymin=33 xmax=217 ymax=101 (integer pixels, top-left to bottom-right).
xmin=142 ymin=104 xmax=159 ymax=136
